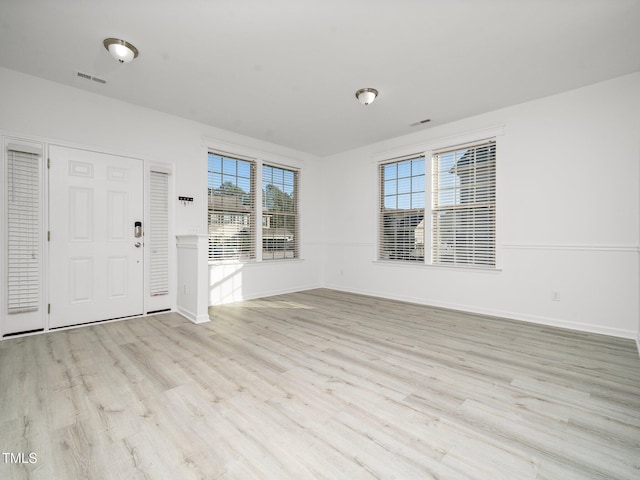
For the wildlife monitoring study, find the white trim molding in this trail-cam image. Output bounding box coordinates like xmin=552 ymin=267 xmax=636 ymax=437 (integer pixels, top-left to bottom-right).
xmin=502 ymin=243 xmax=639 ymax=253
xmin=176 ymin=306 xmax=210 ymax=324
xmin=322 ymin=284 xmax=638 ymax=340
xmin=202 ymin=137 xmax=307 ymax=169
xmin=372 ymin=124 xmax=506 ymax=163
xmin=176 ymin=235 xmax=210 ymax=324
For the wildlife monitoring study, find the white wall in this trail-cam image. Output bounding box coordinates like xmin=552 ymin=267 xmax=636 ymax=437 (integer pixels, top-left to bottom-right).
xmin=1 ymin=66 xmax=639 ymax=340
xmin=0 ymin=67 xmax=323 ymax=314
xmin=321 ymin=73 xmax=640 ymax=339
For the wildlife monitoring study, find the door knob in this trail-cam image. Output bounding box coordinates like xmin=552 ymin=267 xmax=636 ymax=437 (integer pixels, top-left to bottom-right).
xmin=134 ymin=242 xmax=142 ymax=248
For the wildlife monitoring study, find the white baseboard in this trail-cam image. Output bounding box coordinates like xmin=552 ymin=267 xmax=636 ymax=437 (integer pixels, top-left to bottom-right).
xmin=203 ymin=281 xmax=640 ymax=345
xmin=192 ymin=314 xmax=211 ymax=324
xmin=177 ymin=306 xmax=210 ymax=324
xmin=322 ymin=283 xmax=637 ymax=340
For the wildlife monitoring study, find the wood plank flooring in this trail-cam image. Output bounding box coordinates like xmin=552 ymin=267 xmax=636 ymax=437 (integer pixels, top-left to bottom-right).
xmin=1 ymin=288 xmax=639 ymax=479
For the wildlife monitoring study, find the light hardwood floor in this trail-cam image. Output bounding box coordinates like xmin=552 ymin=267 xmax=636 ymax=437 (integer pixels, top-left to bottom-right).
xmin=1 ymin=288 xmax=639 ymax=479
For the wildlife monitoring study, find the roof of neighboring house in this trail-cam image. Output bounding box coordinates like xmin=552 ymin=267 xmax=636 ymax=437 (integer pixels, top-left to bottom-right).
xmin=208 ymin=193 xmax=251 ymax=211
xmin=263 ymin=228 xmax=293 ymax=240
xmin=450 ymin=143 xmax=496 ymax=174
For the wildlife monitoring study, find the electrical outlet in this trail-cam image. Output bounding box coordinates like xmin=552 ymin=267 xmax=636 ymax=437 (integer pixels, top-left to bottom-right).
xmin=552 ymin=291 xmax=560 ymax=301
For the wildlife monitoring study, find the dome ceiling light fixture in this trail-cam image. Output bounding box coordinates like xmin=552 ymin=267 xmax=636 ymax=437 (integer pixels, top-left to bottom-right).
xmin=103 ymin=38 xmax=139 ymax=64
xmin=355 ymin=88 xmax=378 ymax=106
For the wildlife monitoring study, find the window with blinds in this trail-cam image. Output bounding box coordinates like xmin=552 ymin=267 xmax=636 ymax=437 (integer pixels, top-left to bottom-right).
xmin=149 ymin=171 xmax=169 ymax=295
xmin=262 ymin=164 xmax=298 ymax=260
xmin=6 ymin=146 xmax=41 ymax=313
xmin=378 ymin=156 xmax=426 ymax=262
xmin=432 ymin=141 xmax=496 ymax=267
xmin=207 ymin=153 xmax=256 ymax=261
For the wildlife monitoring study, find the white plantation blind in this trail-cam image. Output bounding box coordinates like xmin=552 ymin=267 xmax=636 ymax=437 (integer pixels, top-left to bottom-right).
xmin=378 ymin=156 xmax=426 ymax=262
xmin=207 ymin=153 xmax=256 ymax=261
xmin=432 ymin=141 xmax=496 ymax=267
xmin=149 ymin=171 xmax=169 ymax=295
xmin=262 ymin=164 xmax=299 ymax=260
xmin=6 ymin=146 xmax=41 ymax=313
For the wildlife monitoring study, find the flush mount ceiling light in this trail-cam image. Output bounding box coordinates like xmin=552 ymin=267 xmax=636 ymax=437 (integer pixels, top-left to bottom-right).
xmin=355 ymin=88 xmax=378 ymax=106
xmin=103 ymin=38 xmax=139 ymax=64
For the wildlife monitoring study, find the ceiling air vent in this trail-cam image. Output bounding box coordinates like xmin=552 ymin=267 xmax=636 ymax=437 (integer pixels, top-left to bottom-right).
xmin=75 ymin=71 xmax=107 ymax=85
xmin=409 ymin=118 xmax=431 ymax=127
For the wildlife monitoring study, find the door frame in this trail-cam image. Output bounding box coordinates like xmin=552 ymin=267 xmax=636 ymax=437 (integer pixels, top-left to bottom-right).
xmin=0 ymin=132 xmax=175 ymax=337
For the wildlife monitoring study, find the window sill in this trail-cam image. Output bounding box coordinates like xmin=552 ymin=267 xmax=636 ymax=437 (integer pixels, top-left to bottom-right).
xmin=253 ymin=258 xmax=305 ymax=266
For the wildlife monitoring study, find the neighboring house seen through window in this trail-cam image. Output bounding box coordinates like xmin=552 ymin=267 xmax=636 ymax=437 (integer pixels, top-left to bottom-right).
xmin=207 ymin=153 xmax=256 ymax=261
xmin=432 ymin=142 xmax=496 ymax=267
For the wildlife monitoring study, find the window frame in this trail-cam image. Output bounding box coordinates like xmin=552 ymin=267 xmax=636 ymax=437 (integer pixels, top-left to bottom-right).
xmin=431 ymin=140 xmax=497 ymax=268
xmin=375 ymin=126 xmax=503 ymax=270
xmin=206 ymin=145 xmax=302 ymax=265
xmin=378 ymin=155 xmax=426 ymax=262
xmin=262 ymin=163 xmax=299 ymax=261
xmin=207 ymin=152 xmax=257 ymax=263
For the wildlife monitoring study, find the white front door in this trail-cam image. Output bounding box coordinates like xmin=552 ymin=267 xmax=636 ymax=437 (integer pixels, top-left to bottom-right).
xmin=49 ymin=146 xmax=144 ymax=328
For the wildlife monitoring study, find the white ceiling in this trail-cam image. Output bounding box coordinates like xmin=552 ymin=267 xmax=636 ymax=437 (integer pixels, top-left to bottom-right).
xmin=0 ymin=0 xmax=638 ymax=156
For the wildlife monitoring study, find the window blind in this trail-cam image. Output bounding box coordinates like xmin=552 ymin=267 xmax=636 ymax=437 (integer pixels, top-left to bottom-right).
xmin=432 ymin=141 xmax=496 ymax=267
xmin=262 ymin=164 xmax=298 ymax=260
xmin=7 ymin=147 xmax=41 ymax=313
xmin=378 ymin=156 xmax=426 ymax=262
xmin=149 ymin=171 xmax=169 ymax=295
xmin=207 ymin=153 xmax=256 ymax=261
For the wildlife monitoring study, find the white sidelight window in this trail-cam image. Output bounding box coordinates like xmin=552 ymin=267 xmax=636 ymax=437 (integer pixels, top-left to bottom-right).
xmin=6 ymin=144 xmax=42 ymax=314
xmin=149 ymin=170 xmax=170 ymax=295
